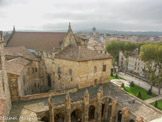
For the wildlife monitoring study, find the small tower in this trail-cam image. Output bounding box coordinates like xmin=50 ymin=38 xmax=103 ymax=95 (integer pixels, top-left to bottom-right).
xmin=13 ymin=26 xmax=16 ymax=32
xmin=92 ymin=27 xmax=96 ymax=36
xmin=68 ymin=22 xmax=72 ymax=33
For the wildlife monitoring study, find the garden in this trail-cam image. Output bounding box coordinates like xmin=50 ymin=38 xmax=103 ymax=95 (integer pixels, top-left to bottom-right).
xmin=122 ymin=82 xmax=157 ymax=100
xmin=150 ymin=99 xmax=162 ymax=110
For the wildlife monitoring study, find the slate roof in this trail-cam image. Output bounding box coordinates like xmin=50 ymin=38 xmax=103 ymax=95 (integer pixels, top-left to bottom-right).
xmin=6 ymin=57 xmax=31 ymax=75
xmin=6 ymin=32 xmax=67 ymax=51
xmin=55 ymin=45 xmax=112 ymax=61
xmin=5 ymin=46 xmax=39 ymax=61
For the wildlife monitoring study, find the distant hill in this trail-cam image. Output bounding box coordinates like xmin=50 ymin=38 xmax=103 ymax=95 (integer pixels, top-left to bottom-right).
xmin=100 ymin=30 xmax=162 ymax=36
xmin=3 ymin=29 xmax=162 ymax=37
xmin=77 ymin=29 xmax=162 ymax=36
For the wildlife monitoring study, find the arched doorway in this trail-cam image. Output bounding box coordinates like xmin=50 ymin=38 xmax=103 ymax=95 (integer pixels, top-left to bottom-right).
xmin=55 ymin=113 xmax=64 ymax=122
xmin=71 ymin=109 xmax=82 ymax=122
xmin=47 ymin=74 xmax=51 ymax=87
xmin=40 ymin=116 xmax=49 ymax=122
xmin=89 ymin=105 xmax=95 ymax=120
xmin=129 ymin=119 xmax=135 ymax=122
xmin=117 ymin=110 xmax=122 ymax=122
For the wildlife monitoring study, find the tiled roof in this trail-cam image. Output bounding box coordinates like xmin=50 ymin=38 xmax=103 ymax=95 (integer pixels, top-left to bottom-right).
xmin=6 ymin=57 xmax=31 ymax=75
xmin=6 ymin=32 xmax=67 ymax=51
xmin=5 ymin=46 xmax=39 ymax=61
xmin=55 ymin=45 xmax=112 ymax=61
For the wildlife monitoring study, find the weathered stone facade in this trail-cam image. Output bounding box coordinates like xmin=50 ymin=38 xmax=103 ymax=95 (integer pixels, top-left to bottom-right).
xmin=7 ymin=59 xmax=47 ymax=101
xmin=53 ymin=58 xmax=111 ymax=89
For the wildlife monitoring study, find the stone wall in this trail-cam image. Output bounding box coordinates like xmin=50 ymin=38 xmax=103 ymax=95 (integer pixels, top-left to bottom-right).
xmin=0 ymin=35 xmax=11 ymax=117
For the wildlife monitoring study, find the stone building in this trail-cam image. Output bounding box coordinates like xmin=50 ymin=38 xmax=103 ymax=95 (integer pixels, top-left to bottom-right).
xmin=119 ymin=51 xmax=159 ymax=78
xmin=53 ymin=44 xmax=112 ymax=89
xmin=4 ymin=46 xmax=47 ymax=101
xmin=119 ymin=51 xmax=145 ymax=76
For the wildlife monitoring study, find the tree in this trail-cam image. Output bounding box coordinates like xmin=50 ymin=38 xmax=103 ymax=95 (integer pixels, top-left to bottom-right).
xmin=120 ymin=42 xmax=137 ymax=73
xmin=130 ymin=81 xmax=134 ymax=87
xmin=154 ymin=100 xmax=158 ymax=108
xmin=155 ymin=45 xmax=162 ymax=94
xmin=140 ymin=43 xmax=158 ymax=91
xmin=137 ymin=91 xmax=142 ymax=99
xmin=106 ymin=40 xmax=121 ymax=74
xmin=121 ymin=82 xmax=125 ymax=88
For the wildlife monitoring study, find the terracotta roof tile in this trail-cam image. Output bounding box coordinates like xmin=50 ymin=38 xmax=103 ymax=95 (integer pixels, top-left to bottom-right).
xmin=55 ymin=45 xmax=112 ymax=61
xmin=5 ymin=46 xmax=39 ymax=61
xmin=6 ymin=57 xmax=31 ymax=75
xmin=6 ymin=32 xmax=67 ymax=51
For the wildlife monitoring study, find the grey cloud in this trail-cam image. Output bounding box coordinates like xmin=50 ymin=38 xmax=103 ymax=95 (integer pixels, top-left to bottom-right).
xmin=1 ymin=0 xmax=162 ymax=31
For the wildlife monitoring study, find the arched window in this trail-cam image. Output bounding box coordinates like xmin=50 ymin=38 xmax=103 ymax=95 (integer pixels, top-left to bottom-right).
xmin=71 ymin=109 xmax=82 ymax=122
xmin=41 ymin=116 xmax=49 ymax=122
xmin=89 ymin=105 xmax=95 ymax=120
xmin=47 ymin=74 xmax=51 ymax=87
xmin=117 ymin=110 xmax=122 ymax=122
xmin=55 ymin=113 xmax=64 ymax=122
xmin=101 ymin=104 xmax=105 ymax=116
xmin=129 ymin=119 xmax=135 ymax=122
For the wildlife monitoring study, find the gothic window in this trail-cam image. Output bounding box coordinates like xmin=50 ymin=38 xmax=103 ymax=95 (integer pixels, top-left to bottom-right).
xmin=58 ymin=74 xmax=61 ymax=80
xmin=94 ymin=66 xmax=97 ymax=73
xmin=23 ymin=75 xmax=25 ymax=84
xmin=89 ymin=105 xmax=95 ymax=120
xmin=103 ymin=65 xmax=106 ymax=72
xmin=71 ymin=78 xmax=73 ymax=82
xmin=32 ymin=68 xmax=34 ymax=73
xmin=58 ymin=67 xmax=61 ymax=74
xmin=69 ymin=69 xmax=72 ymax=75
xmin=47 ymin=74 xmax=52 ymax=87
xmin=35 ymin=68 xmax=37 ymax=72
xmin=118 ymin=110 xmax=122 ymax=122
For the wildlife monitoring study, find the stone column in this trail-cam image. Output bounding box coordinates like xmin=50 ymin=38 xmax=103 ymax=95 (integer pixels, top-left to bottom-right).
xmin=121 ymin=107 xmax=130 ymax=122
xmin=65 ymin=93 xmax=71 ymax=122
xmin=83 ymin=90 xmax=89 ymax=122
xmin=95 ymin=87 xmax=103 ymax=122
xmin=110 ymin=99 xmax=118 ymax=122
xmin=48 ymin=95 xmax=54 ymax=122
xmin=137 ymin=117 xmax=144 ymax=122
xmin=104 ymin=95 xmax=111 ymax=121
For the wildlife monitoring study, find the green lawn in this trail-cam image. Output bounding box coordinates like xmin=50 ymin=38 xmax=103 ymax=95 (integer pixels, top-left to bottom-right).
xmin=110 ymin=74 xmax=124 ymax=80
xmin=124 ymin=85 xmax=157 ymax=100
xmin=150 ymin=99 xmax=162 ymax=110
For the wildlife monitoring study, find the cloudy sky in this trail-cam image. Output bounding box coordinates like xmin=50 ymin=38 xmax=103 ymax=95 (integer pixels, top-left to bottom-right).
xmin=0 ymin=0 xmax=162 ymax=31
